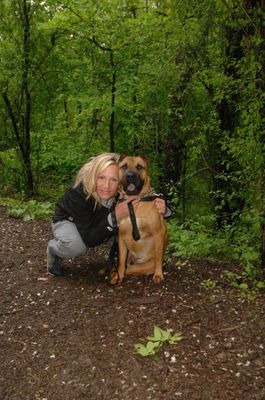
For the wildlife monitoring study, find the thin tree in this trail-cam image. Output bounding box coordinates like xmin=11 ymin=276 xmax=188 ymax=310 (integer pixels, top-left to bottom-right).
xmin=2 ymin=0 xmax=34 ymax=196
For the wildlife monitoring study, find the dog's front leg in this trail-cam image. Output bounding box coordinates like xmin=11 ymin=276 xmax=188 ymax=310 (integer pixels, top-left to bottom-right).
xmin=117 ymin=237 xmax=128 ymax=283
xmin=153 ymin=229 xmax=166 ymax=284
xmin=109 ymin=238 xmax=127 ymax=284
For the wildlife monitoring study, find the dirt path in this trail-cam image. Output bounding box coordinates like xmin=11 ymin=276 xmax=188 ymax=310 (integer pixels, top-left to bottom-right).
xmin=0 ymin=206 xmax=264 ymax=400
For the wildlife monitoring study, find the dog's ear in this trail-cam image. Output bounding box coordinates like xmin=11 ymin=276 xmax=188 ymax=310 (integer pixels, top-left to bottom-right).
xmin=138 ymin=155 xmax=148 ymax=164
xmin=140 ymin=175 xmax=151 ymax=195
xmin=118 ymin=189 xmax=126 ymax=199
xmin=118 ymin=154 xmax=127 ymax=162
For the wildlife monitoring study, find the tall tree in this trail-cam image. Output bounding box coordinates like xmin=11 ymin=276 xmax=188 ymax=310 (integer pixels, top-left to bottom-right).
xmin=256 ymin=0 xmax=265 ymax=268
xmin=2 ymin=0 xmax=34 ymax=196
xmin=0 ymin=0 xmax=58 ymax=196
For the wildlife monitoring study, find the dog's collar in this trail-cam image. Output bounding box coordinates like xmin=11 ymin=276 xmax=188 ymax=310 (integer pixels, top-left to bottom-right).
xmin=139 ymin=193 xmax=165 ymax=202
xmin=117 ymin=192 xmax=164 ymax=203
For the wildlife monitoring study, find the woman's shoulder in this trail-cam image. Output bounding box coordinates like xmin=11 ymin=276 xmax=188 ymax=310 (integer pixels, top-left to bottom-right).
xmin=71 ymin=183 xmax=85 ymax=196
xmin=70 ymin=184 xmax=92 ymax=201
xmin=58 ymin=184 xmax=91 ymax=205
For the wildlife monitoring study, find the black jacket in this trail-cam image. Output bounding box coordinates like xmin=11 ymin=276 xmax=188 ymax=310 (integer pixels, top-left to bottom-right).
xmin=52 ymin=184 xmax=114 ymax=247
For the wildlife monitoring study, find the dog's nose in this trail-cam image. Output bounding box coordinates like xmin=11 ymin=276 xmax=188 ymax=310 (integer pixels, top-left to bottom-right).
xmin=126 ymin=171 xmax=135 ymax=180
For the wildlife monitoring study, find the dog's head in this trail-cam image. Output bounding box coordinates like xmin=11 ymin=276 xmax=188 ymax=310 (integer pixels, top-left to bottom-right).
xmin=118 ymin=155 xmax=151 ymax=196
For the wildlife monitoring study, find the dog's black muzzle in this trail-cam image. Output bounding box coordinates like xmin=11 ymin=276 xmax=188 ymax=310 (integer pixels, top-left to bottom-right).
xmin=124 ymin=171 xmax=144 ymax=195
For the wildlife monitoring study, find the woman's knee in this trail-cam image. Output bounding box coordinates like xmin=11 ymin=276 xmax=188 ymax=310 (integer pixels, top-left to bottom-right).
xmin=61 ymin=238 xmax=87 ymax=258
xmin=52 ymin=221 xmax=87 ymax=258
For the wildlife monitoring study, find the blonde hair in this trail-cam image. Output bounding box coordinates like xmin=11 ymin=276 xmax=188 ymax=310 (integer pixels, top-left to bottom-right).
xmin=74 ymin=152 xmax=120 ymax=205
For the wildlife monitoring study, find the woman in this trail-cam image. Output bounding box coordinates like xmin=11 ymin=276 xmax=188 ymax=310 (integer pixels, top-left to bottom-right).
xmin=47 ymin=152 xmax=167 ymax=276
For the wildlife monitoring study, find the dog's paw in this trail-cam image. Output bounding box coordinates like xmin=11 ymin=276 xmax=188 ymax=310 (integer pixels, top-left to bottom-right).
xmin=109 ymin=270 xmax=120 ymax=285
xmin=153 ymin=274 xmax=164 ymax=284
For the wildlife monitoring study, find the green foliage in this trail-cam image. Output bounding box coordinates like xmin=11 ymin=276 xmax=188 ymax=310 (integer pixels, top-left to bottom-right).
xmin=0 ymin=198 xmax=54 ymax=221
xmin=167 ymin=217 xmax=227 ymax=259
xmin=0 ymin=149 xmax=25 ymax=195
xmin=134 ymin=325 xmax=183 ymax=358
xmin=168 ymin=211 xmax=261 ymax=279
xmin=222 ymin=270 xmax=265 ymax=298
xmin=222 ymin=273 xmax=260 ymax=304
xmin=201 ymin=278 xmax=219 ymax=291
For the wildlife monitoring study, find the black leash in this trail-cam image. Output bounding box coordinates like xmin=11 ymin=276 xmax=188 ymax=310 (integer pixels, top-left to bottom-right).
xmin=107 ymin=193 xmax=121 ymax=268
xmin=128 ymin=194 xmax=164 ymax=241
xmin=128 ymin=201 xmax=141 ymax=241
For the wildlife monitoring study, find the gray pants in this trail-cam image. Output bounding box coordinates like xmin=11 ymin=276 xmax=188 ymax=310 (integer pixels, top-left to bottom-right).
xmin=48 ymin=220 xmax=87 ymax=259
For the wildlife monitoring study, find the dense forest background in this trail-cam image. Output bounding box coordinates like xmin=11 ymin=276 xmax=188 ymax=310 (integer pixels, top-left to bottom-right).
xmin=0 ymin=0 xmax=264 ymax=283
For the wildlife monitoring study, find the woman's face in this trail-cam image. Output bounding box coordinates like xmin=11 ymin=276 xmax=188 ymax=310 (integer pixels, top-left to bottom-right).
xmin=96 ymin=164 xmax=119 ymax=200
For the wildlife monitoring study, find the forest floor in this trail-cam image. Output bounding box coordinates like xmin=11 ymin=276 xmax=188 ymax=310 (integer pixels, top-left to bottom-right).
xmin=0 ymin=205 xmax=265 ymax=400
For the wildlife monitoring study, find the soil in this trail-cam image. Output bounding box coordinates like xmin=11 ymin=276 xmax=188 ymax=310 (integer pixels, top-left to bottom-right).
xmin=0 ymin=205 xmax=265 ymax=400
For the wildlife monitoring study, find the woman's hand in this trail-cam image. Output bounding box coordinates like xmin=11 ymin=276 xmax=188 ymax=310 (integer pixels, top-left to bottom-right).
xmin=154 ymin=198 xmax=166 ymax=215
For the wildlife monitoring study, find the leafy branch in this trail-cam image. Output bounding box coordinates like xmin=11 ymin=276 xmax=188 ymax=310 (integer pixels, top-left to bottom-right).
xmin=134 ymin=325 xmax=183 ymax=357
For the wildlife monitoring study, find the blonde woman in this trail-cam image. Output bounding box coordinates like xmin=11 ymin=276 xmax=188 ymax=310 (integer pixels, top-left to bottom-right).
xmin=47 ymin=152 xmax=167 ymax=276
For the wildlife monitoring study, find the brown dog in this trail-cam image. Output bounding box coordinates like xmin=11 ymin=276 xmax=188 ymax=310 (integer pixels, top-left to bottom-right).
xmin=110 ymin=156 xmax=167 ymax=284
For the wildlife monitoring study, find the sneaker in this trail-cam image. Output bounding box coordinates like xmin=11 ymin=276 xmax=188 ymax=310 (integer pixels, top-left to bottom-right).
xmin=47 ymin=247 xmax=63 ymax=276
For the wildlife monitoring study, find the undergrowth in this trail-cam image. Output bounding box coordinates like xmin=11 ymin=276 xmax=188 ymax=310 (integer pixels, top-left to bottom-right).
xmin=0 ymin=198 xmax=53 ymax=221
xmin=167 ymin=217 xmax=265 ymax=290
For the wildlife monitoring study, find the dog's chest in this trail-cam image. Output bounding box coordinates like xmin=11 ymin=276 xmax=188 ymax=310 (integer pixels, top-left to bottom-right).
xmin=119 ymin=202 xmax=157 ymax=234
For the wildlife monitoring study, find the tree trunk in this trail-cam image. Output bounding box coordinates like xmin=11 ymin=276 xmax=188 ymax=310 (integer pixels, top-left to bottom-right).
xmin=257 ymin=0 xmax=265 ymax=268
xmin=3 ymin=0 xmax=34 ymax=197
xmin=163 ymin=68 xmax=192 ymax=219
xmin=109 ymin=51 xmax=116 ymax=152
xmin=2 ymin=90 xmax=34 ymax=197
xmin=21 ymin=0 xmax=34 ymax=197
xmin=210 ymin=8 xmax=245 ymax=229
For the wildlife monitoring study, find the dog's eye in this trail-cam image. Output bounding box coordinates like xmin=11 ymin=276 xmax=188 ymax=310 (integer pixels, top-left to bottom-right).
xmin=136 ymin=164 xmax=144 ymax=171
xmin=120 ymin=164 xmax=127 ymax=171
